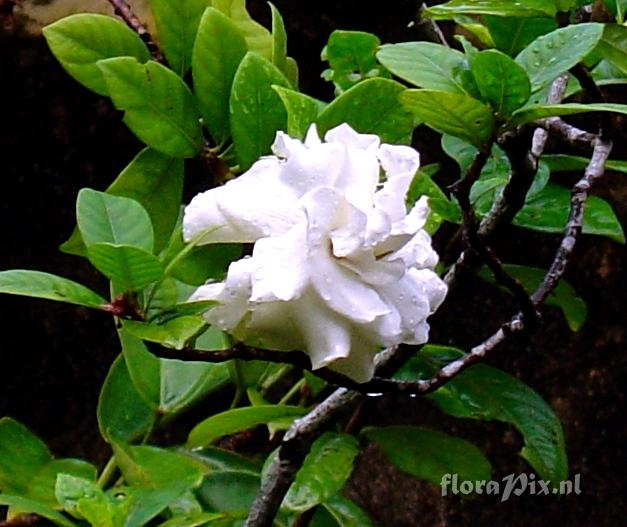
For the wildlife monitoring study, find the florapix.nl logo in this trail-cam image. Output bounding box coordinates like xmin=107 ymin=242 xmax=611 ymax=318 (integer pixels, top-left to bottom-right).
xmin=441 ymin=473 xmax=582 ymax=502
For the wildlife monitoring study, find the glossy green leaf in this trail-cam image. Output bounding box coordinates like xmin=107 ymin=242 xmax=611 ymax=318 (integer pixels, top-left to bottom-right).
xmin=77 ymin=188 xmax=153 ymax=252
xmin=192 ymin=8 xmax=248 ymax=146
xmin=363 ymin=426 xmax=491 ymax=485
xmin=120 ymin=330 xmax=231 ymax=415
xmin=311 ymin=495 xmax=374 ymax=527
xmin=55 ymin=474 xmax=114 ymax=526
xmin=322 ymin=30 xmax=388 ymax=93
xmin=484 ymin=16 xmax=557 ymax=57
xmin=510 ymin=102 xmax=627 ymax=126
xmin=158 ymin=512 xmax=229 ymax=527
xmin=151 ymin=0 xmax=208 ymax=75
xmin=317 ymin=78 xmax=416 ymax=145
xmin=123 ymin=316 xmax=206 ymax=350
xmin=0 ymin=495 xmax=76 ymax=527
xmin=0 ymin=270 xmax=106 ymax=309
xmin=376 ymin=42 xmax=468 ymax=94
xmin=543 ymin=154 xmax=627 ymax=175
xmin=26 ymin=459 xmax=96 ymax=506
xmin=471 ymin=49 xmax=531 ymax=115
xmin=515 ymin=24 xmax=604 ymax=92
xmin=98 ymin=58 xmax=203 ymax=157
xmin=269 ymin=2 xmax=288 ymax=75
xmin=514 ymin=183 xmax=625 ymax=243
xmin=273 ymin=86 xmax=326 ymax=139
xmin=195 ymin=470 xmax=260 ymax=514
xmin=124 ymin=486 xmax=192 ymax=527
xmin=187 ymin=405 xmax=307 ymax=448
xmin=425 ymin=0 xmax=556 ymax=18
xmin=97 ymin=354 xmax=157 ymax=443
xmin=0 ymin=417 xmax=52 ymax=494
xmin=230 ymin=52 xmax=290 ymax=170
xmin=477 ymin=264 xmax=587 ymax=331
xmin=396 ymin=345 xmax=568 ymax=482
xmin=597 ymin=24 xmax=627 ymax=76
xmin=211 ymin=0 xmax=272 ymax=59
xmin=177 ymin=446 xmax=260 ymax=474
xmin=42 ymin=13 xmax=149 ymax=96
xmin=401 ymin=89 xmax=495 ymax=148
xmin=284 ymin=433 xmax=359 ymax=513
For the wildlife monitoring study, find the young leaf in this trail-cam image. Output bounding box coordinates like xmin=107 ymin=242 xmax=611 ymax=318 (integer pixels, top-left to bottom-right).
xmin=230 ymin=52 xmax=290 ymax=170
xmin=477 ymin=264 xmax=587 ymax=331
xmin=42 ymin=13 xmax=149 ymax=96
xmin=484 ymin=16 xmax=557 ymax=56
xmin=98 ymin=58 xmax=203 ymax=158
xmin=284 ymin=433 xmax=359 ymax=513
xmin=322 ymin=30 xmax=388 ymax=93
xmin=272 ymin=86 xmax=326 ymax=139
xmin=400 ymin=89 xmax=495 ymax=148
xmin=269 ymin=2 xmax=288 ymax=75
xmin=55 ymin=474 xmax=114 ymax=526
xmin=510 ymin=101 xmax=627 ymax=126
xmin=87 ymin=243 xmax=163 ymax=292
xmin=0 ymin=495 xmax=77 ymax=527
xmin=211 ymin=0 xmax=273 ymax=59
xmin=316 ymin=78 xmax=416 ymax=145
xmin=515 ymin=23 xmax=604 ymax=92
xmin=363 ymin=426 xmax=492 ymax=486
xmin=120 ymin=330 xmax=231 ymax=416
xmin=425 ymin=0 xmax=556 ymax=18
xmin=311 ymin=495 xmax=375 ymax=527
xmin=25 ymin=459 xmax=96 ymax=507
xmin=0 ymin=270 xmax=106 ymax=309
xmin=123 ymin=316 xmax=206 ymax=350
xmin=187 ymin=405 xmax=307 ymax=448
xmin=470 ymin=49 xmax=531 ymax=115
xmin=376 ymin=42 xmax=468 ymax=94
xmin=151 ymin=0 xmax=208 ymax=76
xmin=77 ymin=188 xmax=154 ymax=252
xmin=192 ymin=7 xmax=248 ymax=146
xmin=97 ymin=354 xmax=157 ymax=444
xmin=395 ymin=345 xmax=569 ymax=482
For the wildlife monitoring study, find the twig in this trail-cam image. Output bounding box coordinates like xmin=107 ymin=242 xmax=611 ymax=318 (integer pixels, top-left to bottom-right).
xmin=418 ymin=2 xmax=450 ymax=47
xmin=106 ymin=0 xmax=164 ymax=62
xmin=537 ymin=118 xmax=598 ymax=149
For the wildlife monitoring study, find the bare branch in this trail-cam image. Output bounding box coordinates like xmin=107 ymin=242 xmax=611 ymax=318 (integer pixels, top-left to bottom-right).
xmin=106 ymin=0 xmax=164 ymax=62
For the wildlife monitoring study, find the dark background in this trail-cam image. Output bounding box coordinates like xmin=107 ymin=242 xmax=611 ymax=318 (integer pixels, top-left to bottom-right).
xmin=0 ymin=1 xmax=625 ymax=525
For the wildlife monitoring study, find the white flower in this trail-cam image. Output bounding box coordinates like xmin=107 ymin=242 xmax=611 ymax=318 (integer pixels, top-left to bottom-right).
xmin=183 ymin=124 xmax=447 ymax=382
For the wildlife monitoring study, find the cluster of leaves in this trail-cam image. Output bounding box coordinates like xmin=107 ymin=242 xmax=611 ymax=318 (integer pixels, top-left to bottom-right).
xmin=0 ymin=0 xmax=626 ymax=525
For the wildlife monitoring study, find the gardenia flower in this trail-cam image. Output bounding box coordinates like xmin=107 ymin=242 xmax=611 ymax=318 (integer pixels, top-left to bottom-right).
xmin=183 ymin=123 xmax=447 ymax=382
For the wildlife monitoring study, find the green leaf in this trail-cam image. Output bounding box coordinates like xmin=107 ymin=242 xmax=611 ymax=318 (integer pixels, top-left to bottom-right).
xmin=273 ymin=86 xmax=326 ymax=139
xmin=398 ymin=346 xmax=568 ymax=481
xmin=543 ymin=154 xmax=627 ymax=175
xmin=400 ymin=89 xmax=495 ymax=148
xmin=97 ymin=354 xmax=156 ymax=444
xmin=158 ymin=512 xmax=229 ymax=527
xmin=510 ymin=101 xmax=627 ymax=126
xmin=477 ymin=264 xmax=587 ymax=331
xmin=26 ymin=459 xmax=96 ymax=506
xmin=363 ymin=426 xmax=492 ymax=486
xmin=55 ymin=474 xmax=115 ymax=527
xmin=471 ymin=49 xmax=531 ymax=115
xmin=0 ymin=495 xmax=77 ymax=527
xmin=124 ymin=486 xmax=193 ymax=527
xmin=87 ymin=243 xmax=164 ymax=291
xmin=107 ymin=148 xmax=184 ymax=254
xmin=284 ymin=433 xmax=359 ymax=513
xmin=425 ymin=0 xmax=556 ymax=18
xmin=322 ymin=30 xmax=388 ymax=93
xmin=515 ymin=23 xmax=604 ymax=92
xmin=0 ymin=270 xmax=106 ymax=309
xmin=123 ymin=316 xmax=206 ymax=350
xmin=316 ymin=78 xmax=416 ymax=145
xmin=269 ymin=2 xmax=288 ymax=76
xmin=177 ymin=446 xmax=260 ymax=474
xmin=151 ymin=0 xmax=208 ymax=76
xmin=192 ymin=7 xmax=248 ymax=146
xmin=77 ymin=188 xmax=154 ymax=252
xmin=195 ymin=470 xmax=260 ymax=514
xmin=376 ymin=42 xmax=468 ymax=94
xmin=187 ymin=405 xmax=307 ymax=448
xmin=120 ymin=330 xmax=231 ymax=415
xmin=514 ymin=183 xmax=625 ymax=243
xmin=211 ymin=0 xmax=272 ymax=59
xmin=484 ymin=16 xmax=557 ymax=57
xmin=0 ymin=417 xmax=52 ymax=494
xmin=230 ymin=52 xmax=290 ymax=170
xmin=311 ymin=495 xmax=374 ymax=527
xmin=98 ymin=57 xmax=203 ymax=158
xmin=42 ymin=13 xmax=149 ymax=96
xmin=597 ymin=24 xmax=627 ymax=76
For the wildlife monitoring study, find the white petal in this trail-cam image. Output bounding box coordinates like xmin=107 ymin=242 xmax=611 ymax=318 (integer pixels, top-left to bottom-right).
xmin=304 ymin=124 xmax=322 ymax=147
xmin=336 ymin=250 xmax=405 ymax=286
xmin=249 ymin=222 xmax=308 ymax=302
xmin=272 ymin=131 xmax=304 ymax=159
xmin=324 ymin=123 xmax=380 ymax=151
xmin=334 ymin=144 xmax=380 ymax=212
xmin=411 ymin=268 xmax=448 ymax=312
xmin=189 ymin=282 xmax=224 ymax=302
xmin=240 ymin=301 xmax=303 ymax=351
xmin=326 ymin=332 xmax=380 ymax=383
xmin=279 ymin=142 xmax=344 ymax=196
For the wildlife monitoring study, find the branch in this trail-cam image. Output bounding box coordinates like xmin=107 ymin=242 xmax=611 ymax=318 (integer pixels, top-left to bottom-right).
xmin=106 ymin=0 xmax=164 ymax=62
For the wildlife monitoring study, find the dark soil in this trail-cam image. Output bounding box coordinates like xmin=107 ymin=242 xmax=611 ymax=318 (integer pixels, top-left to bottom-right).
xmin=1 ymin=1 xmax=625 ymax=526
